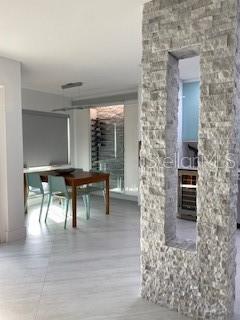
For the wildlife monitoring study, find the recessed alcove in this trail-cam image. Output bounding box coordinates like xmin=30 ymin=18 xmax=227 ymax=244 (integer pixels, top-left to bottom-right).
xmin=176 ymin=55 xmax=200 ymax=250
xmin=161 ymin=51 xmax=200 ymax=251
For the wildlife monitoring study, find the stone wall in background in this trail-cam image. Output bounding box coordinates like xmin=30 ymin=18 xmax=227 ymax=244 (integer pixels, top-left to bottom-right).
xmin=140 ymin=0 xmax=240 ymax=319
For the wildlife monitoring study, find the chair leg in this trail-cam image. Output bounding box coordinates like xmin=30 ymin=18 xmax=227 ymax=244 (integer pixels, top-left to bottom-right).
xmin=24 ymin=198 xmax=28 ymax=214
xmin=24 ymin=190 xmax=29 ymax=214
xmin=103 ymin=190 xmax=106 ymax=204
xmin=64 ymin=199 xmax=69 ymax=229
xmin=86 ymin=195 xmax=90 ymax=220
xmin=45 ymin=194 xmax=52 ymax=222
xmin=39 ymin=194 xmax=45 ymax=222
xmin=83 ymin=195 xmax=88 ymax=220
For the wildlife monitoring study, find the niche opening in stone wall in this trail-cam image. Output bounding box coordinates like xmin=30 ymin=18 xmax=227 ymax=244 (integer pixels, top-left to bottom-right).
xmin=176 ymin=55 xmax=200 ymax=246
xmin=164 ymin=52 xmax=201 ymax=249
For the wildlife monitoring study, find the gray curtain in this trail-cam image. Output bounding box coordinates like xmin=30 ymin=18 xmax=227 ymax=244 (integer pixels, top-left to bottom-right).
xmin=22 ymin=110 xmax=69 ymax=167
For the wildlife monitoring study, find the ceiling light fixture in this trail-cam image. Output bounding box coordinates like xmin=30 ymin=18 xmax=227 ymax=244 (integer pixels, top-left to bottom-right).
xmin=53 ymin=82 xmax=83 ymax=112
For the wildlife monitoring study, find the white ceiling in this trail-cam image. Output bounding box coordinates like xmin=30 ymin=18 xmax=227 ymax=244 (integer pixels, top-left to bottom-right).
xmin=0 ymin=0 xmax=199 ymax=98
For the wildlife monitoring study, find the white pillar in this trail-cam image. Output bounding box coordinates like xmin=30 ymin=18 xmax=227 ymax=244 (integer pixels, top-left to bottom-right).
xmin=0 ymin=57 xmax=26 ymax=242
xmin=72 ymin=109 xmax=91 ymax=170
xmin=124 ymin=101 xmax=139 ymax=196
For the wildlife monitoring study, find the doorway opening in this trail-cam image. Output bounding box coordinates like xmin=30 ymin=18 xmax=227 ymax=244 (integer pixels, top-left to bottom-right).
xmin=90 ymin=105 xmax=124 ymax=193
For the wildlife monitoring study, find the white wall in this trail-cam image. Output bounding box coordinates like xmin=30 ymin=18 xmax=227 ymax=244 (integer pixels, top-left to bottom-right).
xmin=72 ymin=109 xmax=91 ymax=170
xmin=124 ymin=101 xmax=139 ymax=196
xmin=22 ymin=88 xmax=70 ymax=112
xmin=178 ymin=81 xmax=183 ymax=165
xmin=0 ymin=57 xmax=26 ymax=242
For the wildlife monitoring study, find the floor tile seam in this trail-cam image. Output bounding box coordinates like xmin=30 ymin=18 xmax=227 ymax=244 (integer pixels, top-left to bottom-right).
xmin=33 ymin=233 xmax=55 ymax=320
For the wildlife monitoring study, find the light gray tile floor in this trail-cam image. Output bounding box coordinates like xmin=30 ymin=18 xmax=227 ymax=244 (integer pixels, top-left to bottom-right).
xmin=0 ymin=196 xmax=239 ymax=319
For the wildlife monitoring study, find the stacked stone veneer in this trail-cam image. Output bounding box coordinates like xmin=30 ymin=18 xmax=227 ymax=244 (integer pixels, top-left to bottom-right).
xmin=140 ymin=0 xmax=240 ymax=319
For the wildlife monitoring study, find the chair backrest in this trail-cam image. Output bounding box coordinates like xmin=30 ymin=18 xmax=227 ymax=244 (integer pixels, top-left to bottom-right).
xmin=26 ymin=173 xmax=44 ymax=193
xmin=48 ymin=176 xmax=69 ymax=198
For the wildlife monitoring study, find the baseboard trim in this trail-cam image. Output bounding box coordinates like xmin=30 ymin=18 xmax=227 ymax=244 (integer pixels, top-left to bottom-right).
xmin=5 ymin=226 xmax=26 ymax=243
xmin=109 ymin=191 xmax=138 ymax=202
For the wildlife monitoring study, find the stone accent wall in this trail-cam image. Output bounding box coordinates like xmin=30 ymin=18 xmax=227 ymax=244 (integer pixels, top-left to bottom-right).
xmin=140 ymin=0 xmax=240 ymax=319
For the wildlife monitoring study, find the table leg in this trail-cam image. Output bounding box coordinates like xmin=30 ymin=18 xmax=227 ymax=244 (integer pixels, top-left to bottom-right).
xmin=72 ymin=185 xmax=77 ymax=228
xmin=105 ymin=177 xmax=110 ymax=215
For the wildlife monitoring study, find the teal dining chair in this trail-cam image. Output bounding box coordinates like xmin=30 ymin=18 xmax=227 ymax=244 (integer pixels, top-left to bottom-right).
xmin=45 ymin=175 xmax=91 ymax=228
xmin=25 ymin=172 xmax=47 ymax=221
xmin=76 ymin=169 xmax=107 ymax=221
xmin=88 ymin=169 xmax=106 ymax=201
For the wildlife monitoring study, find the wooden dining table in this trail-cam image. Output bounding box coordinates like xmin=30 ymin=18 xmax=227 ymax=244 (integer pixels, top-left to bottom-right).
xmin=24 ymin=169 xmax=110 ymax=228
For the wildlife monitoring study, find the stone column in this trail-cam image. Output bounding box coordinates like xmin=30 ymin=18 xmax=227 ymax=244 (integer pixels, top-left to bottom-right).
xmin=140 ymin=0 xmax=240 ymax=318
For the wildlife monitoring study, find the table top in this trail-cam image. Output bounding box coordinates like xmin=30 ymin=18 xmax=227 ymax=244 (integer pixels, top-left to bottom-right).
xmin=24 ymin=165 xmax=72 ymax=173
xmin=36 ymin=169 xmax=110 ymax=186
